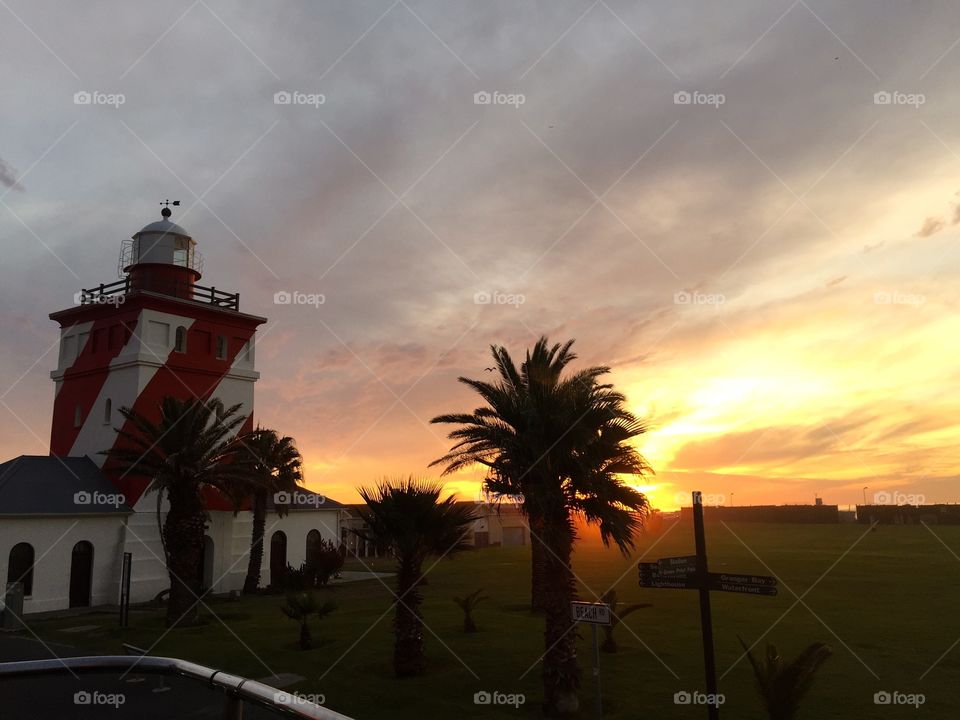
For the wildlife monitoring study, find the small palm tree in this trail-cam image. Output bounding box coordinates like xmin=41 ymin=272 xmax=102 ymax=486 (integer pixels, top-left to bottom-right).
xmin=103 ymin=396 xmax=249 ymax=627
xmin=453 ymin=589 xmax=488 ymax=633
xmin=599 ymin=589 xmax=650 ymax=653
xmin=740 ymin=638 xmax=832 ymax=720
xmin=431 ymin=337 xmax=651 ymax=714
xmin=235 ymin=428 xmax=304 ymax=594
xmin=357 ymin=477 xmax=477 ymax=677
xmin=281 ymin=592 xmax=335 ymax=650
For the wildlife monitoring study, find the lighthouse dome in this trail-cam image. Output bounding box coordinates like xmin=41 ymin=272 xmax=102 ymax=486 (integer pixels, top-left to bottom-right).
xmin=134 ymin=218 xmax=191 ymax=239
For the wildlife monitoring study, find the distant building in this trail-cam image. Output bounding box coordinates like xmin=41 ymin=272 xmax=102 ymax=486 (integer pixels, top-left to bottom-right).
xmin=856 ymin=504 xmax=960 ymax=525
xmin=678 ymin=504 xmax=840 ymax=523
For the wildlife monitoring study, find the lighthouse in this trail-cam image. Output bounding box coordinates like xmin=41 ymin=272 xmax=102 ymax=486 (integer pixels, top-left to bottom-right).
xmin=0 ymin=207 xmax=342 ymax=614
xmin=48 ymin=207 xmax=265 ymax=504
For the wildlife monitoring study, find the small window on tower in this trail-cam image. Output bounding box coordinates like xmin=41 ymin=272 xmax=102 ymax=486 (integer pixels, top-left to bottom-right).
xmin=103 ymin=399 xmax=112 ymax=425
xmin=174 ymin=326 xmax=187 ymax=353
xmin=216 ymin=335 xmax=228 ymax=360
xmin=173 ymin=237 xmax=191 ymax=267
xmin=74 ymin=405 xmax=83 ymax=428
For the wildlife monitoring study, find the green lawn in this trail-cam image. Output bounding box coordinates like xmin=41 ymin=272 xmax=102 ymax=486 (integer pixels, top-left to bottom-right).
xmin=29 ymin=521 xmax=960 ymax=718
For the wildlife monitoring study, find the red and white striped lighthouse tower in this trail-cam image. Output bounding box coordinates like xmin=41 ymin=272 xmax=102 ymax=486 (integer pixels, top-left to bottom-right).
xmin=49 ymin=206 xmax=266 ymax=506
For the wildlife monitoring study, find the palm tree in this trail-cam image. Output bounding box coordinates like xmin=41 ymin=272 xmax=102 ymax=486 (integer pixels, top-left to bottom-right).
xmin=103 ymin=396 xmax=248 ymax=627
xmin=281 ymin=592 xmax=335 ymax=650
xmin=356 ymin=477 xmax=476 ymax=677
xmin=740 ymin=639 xmax=832 ymax=720
xmin=453 ymin=589 xmax=488 ymax=633
xmin=599 ymin=589 xmax=650 ymax=653
xmin=431 ymin=337 xmax=651 ymax=715
xmin=235 ymin=428 xmax=304 ymax=594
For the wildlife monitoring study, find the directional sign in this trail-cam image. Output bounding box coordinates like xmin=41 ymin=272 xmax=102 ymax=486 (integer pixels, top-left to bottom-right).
xmin=658 ymin=555 xmax=698 ymax=571
xmin=639 ymin=562 xmax=695 ymax=579
xmin=708 ymin=573 xmax=778 ymax=596
xmin=571 ymin=601 xmax=612 ymax=625
xmin=639 ymin=575 xmax=700 ymax=590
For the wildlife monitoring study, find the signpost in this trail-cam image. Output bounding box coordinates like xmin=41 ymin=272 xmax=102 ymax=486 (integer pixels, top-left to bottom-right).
xmin=637 ymin=492 xmax=779 ymax=719
xmin=571 ymin=602 xmax=611 ymax=717
xmin=120 ymin=552 xmax=132 ymax=628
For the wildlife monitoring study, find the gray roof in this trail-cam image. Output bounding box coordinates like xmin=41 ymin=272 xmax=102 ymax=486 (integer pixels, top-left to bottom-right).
xmin=0 ymin=456 xmax=133 ymax=516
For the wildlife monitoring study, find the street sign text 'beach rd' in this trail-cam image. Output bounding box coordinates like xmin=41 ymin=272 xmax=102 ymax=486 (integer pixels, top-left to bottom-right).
xmin=637 ymin=492 xmax=779 ymax=720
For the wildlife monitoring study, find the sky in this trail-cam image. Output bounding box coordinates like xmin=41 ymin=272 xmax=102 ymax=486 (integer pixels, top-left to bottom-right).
xmin=2 ymin=1 xmax=959 ymax=510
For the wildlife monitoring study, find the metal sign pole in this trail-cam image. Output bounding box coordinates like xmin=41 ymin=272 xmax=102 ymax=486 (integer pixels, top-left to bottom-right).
xmin=593 ymin=623 xmax=602 ymax=717
xmin=120 ymin=552 xmax=132 ymax=628
xmin=692 ymin=491 xmax=720 ymax=720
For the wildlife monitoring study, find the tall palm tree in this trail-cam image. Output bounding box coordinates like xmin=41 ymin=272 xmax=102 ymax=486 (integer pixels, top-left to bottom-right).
xmin=235 ymin=428 xmax=304 ymax=594
xmin=356 ymin=477 xmax=476 ymax=677
xmin=740 ymin=639 xmax=833 ymax=720
xmin=431 ymin=337 xmax=651 ymax=715
xmin=103 ymin=396 xmax=248 ymax=627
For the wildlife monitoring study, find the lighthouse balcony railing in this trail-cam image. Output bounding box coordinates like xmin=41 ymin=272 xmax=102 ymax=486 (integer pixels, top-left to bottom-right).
xmin=77 ymin=278 xmax=240 ymax=311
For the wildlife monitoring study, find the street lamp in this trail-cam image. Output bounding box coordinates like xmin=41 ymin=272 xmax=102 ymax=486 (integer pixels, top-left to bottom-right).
xmin=862 ymin=486 xmax=868 ymax=505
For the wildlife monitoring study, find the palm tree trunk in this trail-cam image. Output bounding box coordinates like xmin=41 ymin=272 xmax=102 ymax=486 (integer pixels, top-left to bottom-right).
xmin=541 ymin=512 xmax=580 ymax=716
xmin=163 ymin=482 xmax=206 ymax=628
xmin=299 ymin=619 xmax=312 ymax=650
xmin=243 ymin=489 xmax=267 ymax=594
xmin=393 ymin=559 xmax=425 ymax=677
xmin=529 ymin=511 xmax=548 ymax=612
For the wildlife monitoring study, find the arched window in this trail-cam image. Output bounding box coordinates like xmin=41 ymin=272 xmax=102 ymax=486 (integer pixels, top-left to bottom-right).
xmin=69 ymin=541 xmax=94 ymax=608
xmin=103 ymin=398 xmax=112 ymax=425
xmin=306 ymin=529 xmax=321 ymax=561
xmin=270 ymin=531 xmax=287 ymax=587
xmin=174 ymin=326 xmax=187 ymax=353
xmin=8 ymin=542 xmax=35 ymax=596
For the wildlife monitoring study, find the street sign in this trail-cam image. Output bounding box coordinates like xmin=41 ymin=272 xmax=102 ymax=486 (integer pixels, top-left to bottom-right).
xmin=571 ymin=601 xmax=612 ymax=625
xmin=708 ymin=574 xmax=778 ymax=596
xmin=639 ymin=576 xmax=700 ymax=590
xmin=658 ymin=555 xmax=698 ymax=571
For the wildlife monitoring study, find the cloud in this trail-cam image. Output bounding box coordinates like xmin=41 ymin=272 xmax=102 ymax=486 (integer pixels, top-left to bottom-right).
xmin=915 ymin=217 xmax=944 ymax=237
xmin=0 ymin=158 xmax=22 ymax=191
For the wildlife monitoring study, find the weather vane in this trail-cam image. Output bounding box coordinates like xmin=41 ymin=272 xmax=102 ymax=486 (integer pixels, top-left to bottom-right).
xmin=160 ymin=199 xmax=180 ymax=218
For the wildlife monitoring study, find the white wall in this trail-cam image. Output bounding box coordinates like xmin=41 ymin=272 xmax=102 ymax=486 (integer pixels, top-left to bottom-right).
xmin=0 ymin=516 xmax=126 ymax=614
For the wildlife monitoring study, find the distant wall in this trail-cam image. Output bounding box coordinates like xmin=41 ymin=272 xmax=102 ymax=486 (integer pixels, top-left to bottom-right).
xmin=856 ymin=505 xmax=960 ymax=525
xmin=679 ymin=505 xmax=840 ymax=524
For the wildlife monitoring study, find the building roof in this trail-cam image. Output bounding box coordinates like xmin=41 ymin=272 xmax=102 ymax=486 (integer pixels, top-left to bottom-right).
xmin=0 ymin=455 xmax=133 ymax=516
xmin=135 ymin=218 xmax=191 ymax=239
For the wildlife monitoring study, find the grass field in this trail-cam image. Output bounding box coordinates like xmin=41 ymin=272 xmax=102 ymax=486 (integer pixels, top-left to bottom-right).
xmin=28 ymin=521 xmax=960 ymax=718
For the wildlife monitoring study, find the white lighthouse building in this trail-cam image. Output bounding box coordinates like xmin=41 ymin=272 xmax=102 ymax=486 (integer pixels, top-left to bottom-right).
xmin=0 ymin=209 xmax=342 ymax=614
